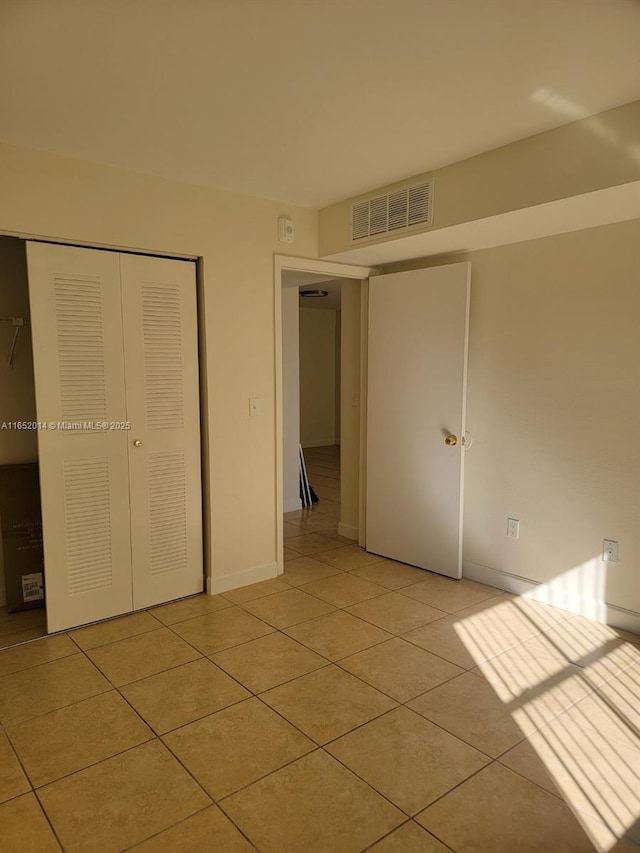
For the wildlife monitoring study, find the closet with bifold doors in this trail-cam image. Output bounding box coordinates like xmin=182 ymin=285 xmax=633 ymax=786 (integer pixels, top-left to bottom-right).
xmin=26 ymin=242 xmax=203 ymax=633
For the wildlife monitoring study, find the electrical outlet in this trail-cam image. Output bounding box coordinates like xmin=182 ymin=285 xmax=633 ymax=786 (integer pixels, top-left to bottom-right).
xmin=603 ymin=539 xmax=619 ymax=563
xmin=507 ymin=518 xmax=520 ymax=539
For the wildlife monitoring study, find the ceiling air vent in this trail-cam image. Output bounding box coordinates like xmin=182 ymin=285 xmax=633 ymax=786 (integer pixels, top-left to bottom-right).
xmin=351 ymin=179 xmax=433 ymax=242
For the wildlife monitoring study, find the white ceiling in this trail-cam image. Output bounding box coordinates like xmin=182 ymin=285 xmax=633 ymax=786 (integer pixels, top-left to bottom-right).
xmin=1 ymin=1 xmax=639 ymax=209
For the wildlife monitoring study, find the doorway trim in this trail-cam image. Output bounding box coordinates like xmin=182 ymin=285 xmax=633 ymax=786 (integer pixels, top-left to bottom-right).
xmin=274 ymin=254 xmax=377 ymax=572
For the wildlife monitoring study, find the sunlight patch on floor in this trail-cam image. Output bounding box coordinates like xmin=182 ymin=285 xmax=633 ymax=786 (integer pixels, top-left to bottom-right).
xmin=454 ymin=588 xmax=640 ymax=852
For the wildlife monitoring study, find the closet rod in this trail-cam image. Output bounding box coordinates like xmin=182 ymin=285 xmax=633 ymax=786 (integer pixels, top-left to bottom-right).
xmin=1 ymin=317 xmax=28 ymax=367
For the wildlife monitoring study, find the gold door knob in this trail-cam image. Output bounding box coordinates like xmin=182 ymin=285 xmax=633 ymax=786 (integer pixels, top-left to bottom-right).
xmin=444 ymin=434 xmax=458 ymax=447
xmin=133 ymin=439 xmax=143 ymax=447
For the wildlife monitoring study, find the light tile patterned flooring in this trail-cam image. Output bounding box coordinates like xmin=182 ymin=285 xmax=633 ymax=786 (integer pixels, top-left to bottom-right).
xmin=1 ymin=446 xmax=640 ymax=851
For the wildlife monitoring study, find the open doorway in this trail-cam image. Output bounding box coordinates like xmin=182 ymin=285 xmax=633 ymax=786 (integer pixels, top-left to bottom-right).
xmin=283 ymin=275 xmax=343 ymax=544
xmin=282 ymin=274 xmax=341 ymax=489
xmin=275 ymin=255 xmax=377 ymax=573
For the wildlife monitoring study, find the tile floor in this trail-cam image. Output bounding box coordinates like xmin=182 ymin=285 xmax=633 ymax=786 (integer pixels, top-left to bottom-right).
xmin=1 ymin=446 xmax=640 ymax=851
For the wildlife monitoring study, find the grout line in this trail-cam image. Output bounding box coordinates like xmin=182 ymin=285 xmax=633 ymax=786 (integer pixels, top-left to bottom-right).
xmin=211 ymin=658 xmax=333 ymax=699
xmin=294 ymin=578 xmax=390 ymax=603
xmin=331 ymin=657 xmax=466 ymax=710
xmin=0 ymin=684 xmax=114 ymax=730
xmin=161 ymin=612 xmax=276 ymax=658
xmin=232 ymin=602 xmax=338 ymax=632
xmin=145 ymin=690 xmax=253 ymax=738
xmin=206 ymin=740 xmax=322 ymax=806
xmin=289 ymin=633 xmax=403 ymax=667
xmin=359 ymin=819 xmax=413 ymax=852
xmin=84 ymin=648 xmax=205 ymax=690
xmin=411 ymin=822 xmax=458 ymax=853
xmin=32 ymin=787 xmax=66 ymax=851
xmin=397 ymin=633 xmax=473 ymax=670
xmin=69 ymin=623 xmax=164 ymax=654
xmin=118 ymin=803 xmax=215 ymax=853
xmin=1 ymin=727 xmax=35 ymax=798
xmin=0 ymin=647 xmax=80 ymax=680
xmin=413 ymin=760 xmax=493 ymax=813
xmin=360 ymin=818 xmax=457 ymax=853
xmin=320 ymin=744 xmax=416 ymax=821
xmin=25 ymin=730 xmax=157 ymax=793
xmin=257 ymin=674 xmax=399 ymax=750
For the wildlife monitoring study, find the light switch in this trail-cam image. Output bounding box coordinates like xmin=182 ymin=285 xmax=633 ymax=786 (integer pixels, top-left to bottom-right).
xmin=249 ymin=397 xmax=259 ymax=417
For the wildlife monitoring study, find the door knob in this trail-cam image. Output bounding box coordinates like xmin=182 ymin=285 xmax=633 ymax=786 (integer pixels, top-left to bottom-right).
xmin=133 ymin=439 xmax=143 ymax=447
xmin=444 ymin=434 xmax=458 ymax=447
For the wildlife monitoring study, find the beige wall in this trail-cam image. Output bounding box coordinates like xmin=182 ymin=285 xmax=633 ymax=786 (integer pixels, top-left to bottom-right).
xmin=319 ymin=99 xmax=640 ymax=257
xmin=299 ymin=308 xmax=337 ymax=447
xmin=382 ymin=218 xmax=640 ymax=615
xmin=0 ymin=142 xmax=318 ymax=592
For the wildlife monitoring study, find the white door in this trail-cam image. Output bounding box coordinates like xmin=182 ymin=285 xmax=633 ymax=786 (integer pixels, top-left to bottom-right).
xmin=27 ymin=242 xmax=203 ymax=632
xmin=27 ymin=243 xmax=134 ymax=632
xmin=120 ymin=253 xmax=203 ymax=609
xmin=366 ymin=262 xmax=471 ymax=578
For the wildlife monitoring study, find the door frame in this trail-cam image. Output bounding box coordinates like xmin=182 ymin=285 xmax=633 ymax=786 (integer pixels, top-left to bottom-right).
xmin=0 ymin=227 xmax=210 ymax=617
xmin=274 ymin=254 xmax=377 ymax=572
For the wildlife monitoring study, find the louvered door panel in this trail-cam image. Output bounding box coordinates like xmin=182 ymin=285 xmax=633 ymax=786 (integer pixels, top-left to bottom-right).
xmin=26 ymin=242 xmax=133 ymax=632
xmin=54 ymin=277 xmax=107 ymax=422
xmin=120 ymin=254 xmax=202 ymax=609
xmin=142 ymin=284 xmax=184 ymax=429
xmin=148 ymin=450 xmax=188 ymax=576
xmin=64 ymin=458 xmax=112 ymax=592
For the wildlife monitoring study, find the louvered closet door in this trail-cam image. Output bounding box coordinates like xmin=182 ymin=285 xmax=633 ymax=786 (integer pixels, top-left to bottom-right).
xmin=120 ymin=254 xmax=203 ymax=609
xmin=26 ymin=242 xmax=133 ymax=633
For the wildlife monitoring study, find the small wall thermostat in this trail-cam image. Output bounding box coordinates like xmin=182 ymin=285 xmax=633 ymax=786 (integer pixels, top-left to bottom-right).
xmin=278 ymin=216 xmax=294 ymax=243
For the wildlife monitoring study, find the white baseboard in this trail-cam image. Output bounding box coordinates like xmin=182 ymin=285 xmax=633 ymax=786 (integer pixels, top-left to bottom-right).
xmin=463 ymin=561 xmax=537 ymax=596
xmin=338 ymin=522 xmax=358 ymax=541
xmin=463 ymin=560 xmax=640 ymax=635
xmin=284 ymin=498 xmax=302 ymax=513
xmin=301 ymin=440 xmax=336 ymax=449
xmin=207 ymin=562 xmax=278 ymax=596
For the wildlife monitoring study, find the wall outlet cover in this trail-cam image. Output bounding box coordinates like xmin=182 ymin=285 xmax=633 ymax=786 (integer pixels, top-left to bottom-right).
xmin=507 ymin=518 xmax=520 ymax=539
